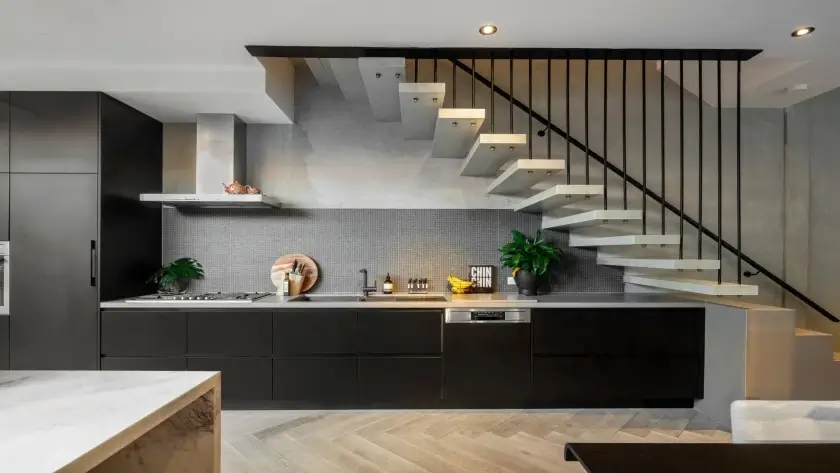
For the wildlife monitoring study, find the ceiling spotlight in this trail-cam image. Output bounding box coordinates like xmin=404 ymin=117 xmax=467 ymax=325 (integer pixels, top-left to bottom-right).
xmin=479 ymin=24 xmax=498 ymax=36
xmin=791 ymin=26 xmax=815 ymax=37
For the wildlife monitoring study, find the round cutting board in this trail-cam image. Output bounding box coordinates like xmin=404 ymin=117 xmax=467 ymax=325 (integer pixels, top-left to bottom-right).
xmin=271 ymin=254 xmax=319 ymax=293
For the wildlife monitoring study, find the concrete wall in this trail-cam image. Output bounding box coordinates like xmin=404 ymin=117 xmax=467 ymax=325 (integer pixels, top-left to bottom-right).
xmin=786 ymin=86 xmax=840 ymax=348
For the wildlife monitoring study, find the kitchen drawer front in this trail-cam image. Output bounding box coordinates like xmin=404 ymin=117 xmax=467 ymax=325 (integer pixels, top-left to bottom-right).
xmin=188 ymin=311 xmax=273 ymax=356
xmin=274 ymin=310 xmax=357 ymax=356
xmin=187 ymin=357 xmax=272 ymax=402
xmin=101 ymin=311 xmax=186 ymax=356
xmin=532 ymin=356 xmax=702 ymax=404
xmin=533 ymin=308 xmax=704 ymax=356
xmin=358 ymin=310 xmax=442 ymax=354
xmin=274 ymin=357 xmax=357 ymax=404
xmin=359 ymin=357 xmax=441 ymax=405
xmin=101 ymin=357 xmax=187 ymax=371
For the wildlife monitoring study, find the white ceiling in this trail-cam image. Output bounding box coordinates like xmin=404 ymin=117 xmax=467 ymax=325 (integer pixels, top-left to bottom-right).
xmin=0 ymin=0 xmax=837 ymax=121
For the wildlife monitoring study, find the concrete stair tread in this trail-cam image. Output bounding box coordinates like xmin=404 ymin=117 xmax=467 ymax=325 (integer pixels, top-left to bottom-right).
xmin=398 ymin=82 xmax=445 ymax=139
xmin=514 ymin=184 xmax=604 ymax=213
xmin=460 ymin=134 xmax=528 ymax=177
xmin=795 ymin=328 xmax=833 ymax=337
xmin=431 ymin=108 xmax=486 ymax=158
xmin=358 ymin=57 xmax=405 ymax=121
xmin=570 ymin=234 xmax=681 ymax=248
xmin=486 ymin=159 xmax=565 ymax=195
xmin=597 ymin=256 xmax=720 ymax=270
xmin=624 ymin=274 xmax=759 ymax=296
xmin=542 ymin=209 xmax=642 ymax=230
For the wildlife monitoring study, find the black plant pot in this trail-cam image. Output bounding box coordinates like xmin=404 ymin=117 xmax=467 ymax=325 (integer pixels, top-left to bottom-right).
xmin=514 ymin=269 xmax=538 ymax=296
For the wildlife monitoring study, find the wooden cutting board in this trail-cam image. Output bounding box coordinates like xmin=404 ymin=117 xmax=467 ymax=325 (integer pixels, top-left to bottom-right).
xmin=270 ymin=254 xmax=319 ymax=293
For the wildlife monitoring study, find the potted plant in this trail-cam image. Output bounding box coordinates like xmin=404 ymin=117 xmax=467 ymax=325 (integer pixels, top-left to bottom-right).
xmin=499 ymin=230 xmax=562 ymax=296
xmin=147 ymin=258 xmax=205 ymax=294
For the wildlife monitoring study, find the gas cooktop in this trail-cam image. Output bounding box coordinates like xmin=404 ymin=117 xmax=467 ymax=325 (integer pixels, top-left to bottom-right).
xmin=126 ymin=292 xmax=272 ymax=303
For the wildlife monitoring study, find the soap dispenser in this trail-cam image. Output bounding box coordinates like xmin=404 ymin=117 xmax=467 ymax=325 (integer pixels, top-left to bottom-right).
xmin=383 ymin=273 xmax=394 ymax=294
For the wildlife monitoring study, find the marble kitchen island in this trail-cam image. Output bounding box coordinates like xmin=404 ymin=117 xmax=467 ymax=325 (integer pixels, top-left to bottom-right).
xmin=0 ymin=371 xmax=221 ymax=473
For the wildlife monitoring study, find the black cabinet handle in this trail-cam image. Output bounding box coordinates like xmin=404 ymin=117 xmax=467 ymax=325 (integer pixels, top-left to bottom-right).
xmin=90 ymin=240 xmax=96 ymax=287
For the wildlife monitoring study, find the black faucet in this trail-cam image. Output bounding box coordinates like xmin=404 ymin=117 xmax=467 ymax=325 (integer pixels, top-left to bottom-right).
xmin=359 ymin=269 xmax=377 ymax=298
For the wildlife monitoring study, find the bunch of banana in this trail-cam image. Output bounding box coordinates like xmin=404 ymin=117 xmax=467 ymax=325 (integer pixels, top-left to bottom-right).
xmin=447 ymin=274 xmax=475 ymax=294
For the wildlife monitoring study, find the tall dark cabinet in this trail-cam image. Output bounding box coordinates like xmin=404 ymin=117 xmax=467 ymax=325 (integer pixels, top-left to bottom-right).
xmin=1 ymin=92 xmax=7 ymax=367
xmin=6 ymin=92 xmax=162 ymax=370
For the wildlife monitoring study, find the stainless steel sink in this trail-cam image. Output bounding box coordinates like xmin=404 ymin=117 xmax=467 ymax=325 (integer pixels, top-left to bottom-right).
xmin=288 ymin=294 xmax=447 ymax=303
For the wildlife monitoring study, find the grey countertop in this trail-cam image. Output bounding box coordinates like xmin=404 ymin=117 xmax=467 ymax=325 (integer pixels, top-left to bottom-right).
xmin=100 ymin=292 xmax=704 ymax=309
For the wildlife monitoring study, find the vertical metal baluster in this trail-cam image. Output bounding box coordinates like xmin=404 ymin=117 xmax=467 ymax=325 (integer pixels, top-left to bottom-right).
xmin=584 ymin=54 xmax=590 ymax=184
xmin=528 ymin=56 xmax=533 ymax=159
xmin=736 ymin=59 xmax=743 ymax=284
xmin=434 ymin=58 xmax=438 ymax=82
xmin=660 ymin=52 xmax=666 ymax=234
xmin=452 ymin=57 xmax=456 ymax=107
xmin=510 ymin=57 xmax=514 ymax=134
xmin=603 ymin=58 xmax=608 ymax=210
xmin=698 ymin=57 xmax=704 ymax=259
xmin=566 ymin=54 xmax=571 ymax=184
xmin=471 ymin=57 xmax=476 ymax=107
xmin=547 ymin=59 xmax=552 ymax=159
xmin=490 ymin=54 xmax=495 ymax=133
xmin=622 ymin=58 xmax=627 ymax=208
xmin=717 ymin=55 xmax=723 ymax=284
xmin=642 ymin=56 xmax=647 ymax=235
xmin=414 ymin=59 xmax=418 ymax=83
xmin=679 ymin=56 xmax=685 ymax=259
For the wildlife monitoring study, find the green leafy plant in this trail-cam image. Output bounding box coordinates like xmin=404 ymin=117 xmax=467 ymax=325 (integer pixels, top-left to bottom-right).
xmin=499 ymin=230 xmax=562 ymax=276
xmin=147 ymin=258 xmax=205 ymax=292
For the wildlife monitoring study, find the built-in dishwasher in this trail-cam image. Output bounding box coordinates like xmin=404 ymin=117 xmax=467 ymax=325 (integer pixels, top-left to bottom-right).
xmin=443 ymin=308 xmax=531 ymax=406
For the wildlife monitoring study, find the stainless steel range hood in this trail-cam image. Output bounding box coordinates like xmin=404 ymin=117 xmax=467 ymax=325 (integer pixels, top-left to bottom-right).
xmin=141 ymin=114 xmax=280 ymax=208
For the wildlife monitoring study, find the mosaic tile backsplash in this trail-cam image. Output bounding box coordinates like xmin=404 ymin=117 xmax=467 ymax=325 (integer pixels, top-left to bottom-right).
xmin=162 ymin=208 xmax=623 ymax=294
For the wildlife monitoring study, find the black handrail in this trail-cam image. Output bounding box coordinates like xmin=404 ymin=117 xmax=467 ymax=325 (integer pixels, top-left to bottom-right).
xmin=451 ymin=59 xmax=839 ymax=323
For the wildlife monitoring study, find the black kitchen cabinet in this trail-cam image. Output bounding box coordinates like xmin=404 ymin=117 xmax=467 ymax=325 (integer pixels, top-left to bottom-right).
xmin=9 ymin=92 xmax=99 ymax=173
xmin=274 ymin=310 xmax=357 ymax=355
xmin=274 ymin=357 xmax=358 ymax=406
xmin=188 ymin=311 xmax=272 ymax=356
xmin=101 ymin=357 xmax=187 ymax=371
xmin=532 ymin=356 xmax=702 ymax=404
xmin=0 ymin=173 xmax=8 ymax=241
xmin=444 ymin=323 xmax=531 ymax=405
xmin=188 ymin=357 xmax=273 ymax=403
xmin=101 ymin=311 xmax=186 ymax=356
xmin=10 ymin=173 xmax=98 ymax=369
xmin=533 ymin=308 xmax=704 ymax=356
xmin=359 ymin=357 xmax=441 ymax=406
xmin=0 ymin=92 xmax=9 ymax=172
xmin=0 ymin=316 xmax=9 ymax=369
xmin=358 ymin=310 xmax=441 ymax=355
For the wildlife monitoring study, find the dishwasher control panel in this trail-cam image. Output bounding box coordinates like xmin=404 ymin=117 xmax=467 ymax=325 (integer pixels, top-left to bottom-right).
xmin=445 ymin=308 xmax=531 ymax=323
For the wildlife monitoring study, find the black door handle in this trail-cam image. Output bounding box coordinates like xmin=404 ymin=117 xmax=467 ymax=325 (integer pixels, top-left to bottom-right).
xmin=90 ymin=240 xmax=96 ymax=287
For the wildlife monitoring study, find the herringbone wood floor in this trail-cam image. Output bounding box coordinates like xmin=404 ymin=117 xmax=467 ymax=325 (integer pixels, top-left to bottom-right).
xmin=221 ymin=409 xmax=731 ymax=472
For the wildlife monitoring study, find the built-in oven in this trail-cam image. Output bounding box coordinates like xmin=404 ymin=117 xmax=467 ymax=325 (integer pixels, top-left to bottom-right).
xmin=0 ymin=242 xmax=8 ymax=315
xmin=443 ymin=308 xmax=531 ymax=406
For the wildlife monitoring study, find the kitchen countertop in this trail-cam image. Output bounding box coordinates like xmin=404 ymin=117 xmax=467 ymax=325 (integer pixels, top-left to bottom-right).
xmin=0 ymin=371 xmax=220 ymax=473
xmin=100 ymin=292 xmax=704 ymax=309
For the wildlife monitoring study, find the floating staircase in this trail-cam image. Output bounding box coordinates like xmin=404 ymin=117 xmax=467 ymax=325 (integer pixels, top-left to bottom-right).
xmin=351 ymin=58 xmax=757 ymax=298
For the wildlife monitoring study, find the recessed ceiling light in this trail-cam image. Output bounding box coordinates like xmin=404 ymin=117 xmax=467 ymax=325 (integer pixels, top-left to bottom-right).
xmin=479 ymin=24 xmax=498 ymax=36
xmin=791 ymin=26 xmax=815 ymax=37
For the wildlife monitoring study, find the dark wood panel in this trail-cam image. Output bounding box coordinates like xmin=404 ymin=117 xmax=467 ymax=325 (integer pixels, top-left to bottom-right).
xmin=0 ymin=92 xmax=8 ymax=172
xmin=0 ymin=173 xmax=8 ymax=241
xmin=101 ymin=311 xmax=186 ymax=356
xmin=274 ymin=357 xmax=357 ymax=404
xmin=532 ymin=356 xmax=703 ymax=404
xmin=358 ymin=310 xmax=441 ymax=355
xmin=101 ymin=357 xmax=186 ymax=371
xmin=188 ymin=311 xmax=272 ymax=356
xmin=9 ymin=92 xmax=99 ymax=173
xmin=99 ymin=94 xmax=162 ymax=301
xmin=188 ymin=357 xmax=272 ymax=403
xmin=444 ymin=323 xmax=531 ymax=404
xmin=9 ymin=173 xmax=98 ymax=369
xmin=533 ymin=308 xmax=705 ymax=356
xmin=359 ymin=357 xmax=441 ymax=405
xmin=0 ymin=316 xmax=8 ymax=369
xmin=274 ymin=310 xmax=357 ymax=356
